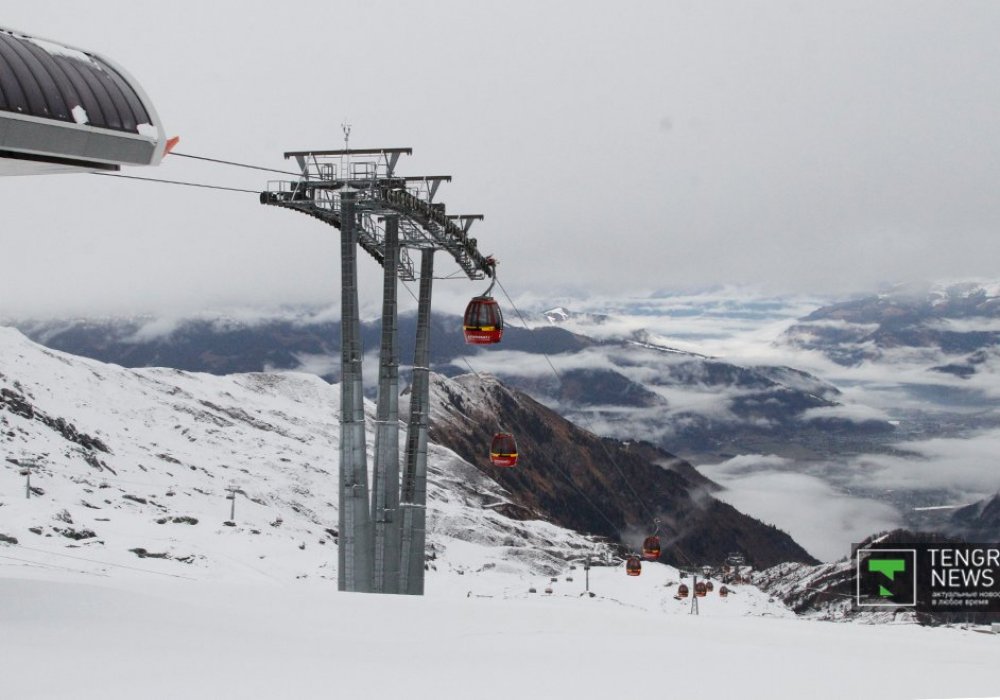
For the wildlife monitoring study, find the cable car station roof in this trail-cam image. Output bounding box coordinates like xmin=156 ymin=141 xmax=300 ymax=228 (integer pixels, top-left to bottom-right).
xmin=260 ymin=147 xmax=494 ymax=281
xmin=0 ymin=26 xmax=167 ymax=175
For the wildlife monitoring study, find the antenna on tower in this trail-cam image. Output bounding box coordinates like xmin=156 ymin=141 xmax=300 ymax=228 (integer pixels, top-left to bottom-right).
xmin=341 ymin=121 xmax=353 ymax=182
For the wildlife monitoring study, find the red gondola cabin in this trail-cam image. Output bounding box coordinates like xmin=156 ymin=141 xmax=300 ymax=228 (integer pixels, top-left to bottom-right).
xmin=694 ymin=582 xmax=707 ymax=597
xmin=625 ymin=555 xmax=642 ymax=576
xmin=464 ymin=296 xmax=504 ymax=345
xmin=490 ymin=432 xmax=518 ymax=467
xmin=641 ymin=535 xmax=661 ymax=561
xmin=719 ymin=585 xmax=729 ymax=597
xmin=677 ymin=583 xmax=690 ymax=598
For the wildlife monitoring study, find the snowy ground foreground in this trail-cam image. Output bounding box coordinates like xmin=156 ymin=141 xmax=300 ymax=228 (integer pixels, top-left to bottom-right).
xmin=2 ymin=567 xmax=998 ymax=700
xmin=1 ymin=327 xmax=998 ymax=699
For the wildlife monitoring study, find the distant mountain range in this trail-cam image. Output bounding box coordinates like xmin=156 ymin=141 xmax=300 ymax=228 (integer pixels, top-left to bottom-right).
xmin=7 ymin=309 xmax=893 ymax=462
xmin=783 ymin=281 xmax=1000 ymax=377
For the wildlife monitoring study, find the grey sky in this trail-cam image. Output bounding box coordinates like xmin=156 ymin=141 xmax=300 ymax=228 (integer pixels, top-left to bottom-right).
xmin=3 ymin=1 xmax=1000 ymax=318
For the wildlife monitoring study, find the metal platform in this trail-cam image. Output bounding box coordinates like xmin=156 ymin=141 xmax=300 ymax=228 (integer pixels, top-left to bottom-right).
xmin=0 ymin=26 xmax=168 ymax=175
xmin=260 ymin=148 xmax=493 ymax=281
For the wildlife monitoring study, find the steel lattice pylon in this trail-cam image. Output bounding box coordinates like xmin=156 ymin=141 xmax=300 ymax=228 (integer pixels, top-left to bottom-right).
xmin=260 ymin=147 xmax=492 ymax=594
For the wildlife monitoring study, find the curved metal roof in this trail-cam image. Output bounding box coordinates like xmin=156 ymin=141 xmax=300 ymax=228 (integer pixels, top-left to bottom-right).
xmin=0 ymin=29 xmax=152 ymax=132
xmin=0 ymin=27 xmax=166 ymax=173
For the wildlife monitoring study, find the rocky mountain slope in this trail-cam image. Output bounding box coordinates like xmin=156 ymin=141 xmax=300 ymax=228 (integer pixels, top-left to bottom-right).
xmin=949 ymin=492 xmax=1000 ymax=541
xmin=426 ymin=372 xmax=818 ymax=568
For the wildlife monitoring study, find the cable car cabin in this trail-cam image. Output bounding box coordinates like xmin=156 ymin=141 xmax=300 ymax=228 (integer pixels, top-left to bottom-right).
xmin=694 ymin=582 xmax=708 ymax=597
xmin=0 ymin=27 xmax=171 ymax=175
xmin=489 ymin=432 xmax=518 ymax=467
xmin=719 ymin=586 xmax=729 ymax=598
xmin=705 ymin=581 xmax=714 ymax=592
xmin=463 ymin=296 xmax=504 ymax=345
xmin=641 ymin=535 xmax=661 ymax=561
xmin=625 ymin=556 xmax=642 ymax=576
xmin=677 ymin=583 xmax=690 ymax=598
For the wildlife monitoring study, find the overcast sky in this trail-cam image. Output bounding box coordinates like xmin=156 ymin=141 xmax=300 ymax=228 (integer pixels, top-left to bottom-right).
xmin=3 ymin=1 xmax=1000 ymax=318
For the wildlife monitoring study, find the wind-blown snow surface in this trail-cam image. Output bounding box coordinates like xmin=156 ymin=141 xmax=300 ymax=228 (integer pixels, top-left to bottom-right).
xmin=1 ymin=327 xmax=998 ymax=699
xmin=2 ymin=569 xmax=999 ymax=700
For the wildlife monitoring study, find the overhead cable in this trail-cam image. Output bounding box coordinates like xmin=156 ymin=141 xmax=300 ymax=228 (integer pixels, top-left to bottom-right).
xmin=90 ymin=172 xmax=258 ymax=194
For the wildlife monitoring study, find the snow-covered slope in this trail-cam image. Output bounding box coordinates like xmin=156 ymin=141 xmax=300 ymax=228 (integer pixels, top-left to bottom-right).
xmin=3 ymin=328 xmax=999 ymax=700
xmin=3 ymin=561 xmax=999 ymax=700
xmin=0 ymin=326 xmax=600 ymax=583
xmin=0 ymin=325 xmax=793 ymax=609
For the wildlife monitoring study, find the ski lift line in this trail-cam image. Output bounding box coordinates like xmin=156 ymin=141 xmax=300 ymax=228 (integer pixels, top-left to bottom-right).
xmin=0 ymin=553 xmax=110 ymax=577
xmin=90 ymin=172 xmax=259 ymax=194
xmin=458 ymin=353 xmax=622 ymax=535
xmin=14 ymin=544 xmax=197 ymax=580
xmin=493 ymin=279 xmax=699 ymax=568
xmin=460 ymin=357 xmax=505 ymax=434
xmin=535 ymin=455 xmax=625 ymax=537
xmin=0 ymin=463 xmax=169 ymax=488
xmin=494 ymin=277 xmax=659 ymax=527
xmin=170 ymin=151 xmax=303 ymax=177
xmin=10 ymin=466 xmax=221 ymax=491
xmin=466 ymin=275 xmax=639 ymax=533
xmin=401 ymin=280 xmax=421 ymax=305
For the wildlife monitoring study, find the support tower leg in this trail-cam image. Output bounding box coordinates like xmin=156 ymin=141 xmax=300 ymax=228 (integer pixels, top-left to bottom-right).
xmin=372 ymin=215 xmax=401 ymax=593
xmin=338 ymin=191 xmax=373 ymax=592
xmin=399 ymin=249 xmax=434 ymax=595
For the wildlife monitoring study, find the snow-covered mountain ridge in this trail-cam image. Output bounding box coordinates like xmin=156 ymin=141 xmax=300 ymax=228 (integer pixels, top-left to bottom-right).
xmin=784 ymin=280 xmax=1000 ymax=371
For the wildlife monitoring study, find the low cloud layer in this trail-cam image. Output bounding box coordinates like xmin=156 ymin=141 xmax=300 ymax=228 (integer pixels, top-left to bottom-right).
xmin=846 ymin=429 xmax=1000 ymax=497
xmin=701 ymin=456 xmax=903 ymax=562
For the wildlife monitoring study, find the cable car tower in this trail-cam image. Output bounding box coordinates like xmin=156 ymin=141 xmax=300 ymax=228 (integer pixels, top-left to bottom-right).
xmin=260 ymin=130 xmax=493 ymax=595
